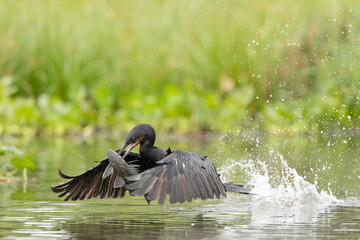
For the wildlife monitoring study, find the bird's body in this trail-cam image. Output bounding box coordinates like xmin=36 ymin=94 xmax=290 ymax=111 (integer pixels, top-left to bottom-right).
xmin=52 ymin=124 xmax=250 ymax=204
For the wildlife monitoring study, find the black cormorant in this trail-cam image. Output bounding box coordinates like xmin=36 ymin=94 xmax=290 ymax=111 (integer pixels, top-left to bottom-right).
xmin=52 ymin=124 xmax=251 ymax=204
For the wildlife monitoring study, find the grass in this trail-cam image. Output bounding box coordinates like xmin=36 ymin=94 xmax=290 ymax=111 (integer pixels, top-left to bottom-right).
xmin=0 ymin=0 xmax=359 ymax=136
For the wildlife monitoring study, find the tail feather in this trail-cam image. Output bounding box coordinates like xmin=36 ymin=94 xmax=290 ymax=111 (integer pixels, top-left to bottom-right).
xmin=224 ymin=183 xmax=253 ymax=194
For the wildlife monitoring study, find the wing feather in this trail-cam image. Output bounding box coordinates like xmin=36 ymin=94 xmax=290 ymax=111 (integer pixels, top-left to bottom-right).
xmin=125 ymin=150 xmax=226 ymax=204
xmin=185 ymin=171 xmax=200 ymax=199
xmin=192 ymin=171 xmax=207 ymax=200
xmin=170 ymin=175 xmax=180 ymax=204
xmin=52 ymin=151 xmax=141 ymax=201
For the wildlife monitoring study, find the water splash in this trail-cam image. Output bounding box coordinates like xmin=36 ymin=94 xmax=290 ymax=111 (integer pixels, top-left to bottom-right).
xmin=219 ymin=151 xmax=342 ymax=207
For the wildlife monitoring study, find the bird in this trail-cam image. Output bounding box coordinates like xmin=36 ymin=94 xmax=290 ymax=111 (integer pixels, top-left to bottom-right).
xmin=52 ymin=124 xmax=251 ymax=204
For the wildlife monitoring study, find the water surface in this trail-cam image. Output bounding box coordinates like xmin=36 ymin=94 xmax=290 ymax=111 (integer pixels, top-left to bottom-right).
xmin=1 ymin=132 xmax=360 ymax=239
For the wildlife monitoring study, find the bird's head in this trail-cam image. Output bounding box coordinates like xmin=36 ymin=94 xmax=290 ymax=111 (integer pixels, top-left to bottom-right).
xmin=119 ymin=124 xmax=156 ymax=158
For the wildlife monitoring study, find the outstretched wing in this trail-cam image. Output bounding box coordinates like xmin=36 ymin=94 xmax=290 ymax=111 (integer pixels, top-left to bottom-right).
xmin=125 ymin=150 xmax=226 ymax=204
xmin=51 ymin=151 xmax=141 ymax=201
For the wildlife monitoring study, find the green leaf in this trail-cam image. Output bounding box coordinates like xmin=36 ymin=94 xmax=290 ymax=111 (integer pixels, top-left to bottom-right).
xmin=11 ymin=156 xmax=36 ymax=170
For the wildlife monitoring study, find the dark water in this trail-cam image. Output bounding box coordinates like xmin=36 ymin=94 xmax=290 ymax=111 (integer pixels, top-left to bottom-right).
xmin=1 ymin=132 xmax=360 ymax=239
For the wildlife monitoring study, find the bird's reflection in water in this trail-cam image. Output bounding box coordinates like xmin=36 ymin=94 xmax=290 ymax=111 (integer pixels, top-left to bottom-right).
xmin=59 ymin=213 xmax=223 ymax=240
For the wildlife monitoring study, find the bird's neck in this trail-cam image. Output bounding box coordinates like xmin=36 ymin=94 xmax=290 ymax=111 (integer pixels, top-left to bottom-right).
xmin=139 ymin=142 xmax=167 ymax=162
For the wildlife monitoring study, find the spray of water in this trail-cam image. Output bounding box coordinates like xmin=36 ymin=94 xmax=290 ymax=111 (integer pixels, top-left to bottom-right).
xmin=219 ymin=151 xmax=342 ymax=207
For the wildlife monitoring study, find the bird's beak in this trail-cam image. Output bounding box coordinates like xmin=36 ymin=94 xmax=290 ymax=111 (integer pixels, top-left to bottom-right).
xmin=119 ymin=140 xmax=140 ymax=158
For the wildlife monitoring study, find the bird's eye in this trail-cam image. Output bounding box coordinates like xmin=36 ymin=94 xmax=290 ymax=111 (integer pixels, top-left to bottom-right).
xmin=130 ymin=136 xmax=135 ymax=141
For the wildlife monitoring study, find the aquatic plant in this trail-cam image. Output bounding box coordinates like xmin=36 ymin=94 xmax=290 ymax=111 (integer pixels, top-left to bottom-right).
xmin=0 ymin=145 xmax=35 ymax=183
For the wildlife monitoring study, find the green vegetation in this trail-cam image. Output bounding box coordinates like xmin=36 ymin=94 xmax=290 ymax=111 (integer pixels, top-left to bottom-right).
xmin=0 ymin=145 xmax=35 ymax=182
xmin=0 ymin=0 xmax=359 ymax=136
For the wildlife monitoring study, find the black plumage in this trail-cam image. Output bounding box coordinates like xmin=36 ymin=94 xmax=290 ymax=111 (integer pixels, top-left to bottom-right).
xmin=52 ymin=124 xmax=249 ymax=204
xmin=125 ymin=150 xmax=226 ymax=204
xmin=51 ymin=150 xmax=141 ymax=201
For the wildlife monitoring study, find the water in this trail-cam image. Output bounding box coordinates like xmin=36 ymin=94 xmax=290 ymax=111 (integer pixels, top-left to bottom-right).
xmin=1 ymin=133 xmax=360 ymax=239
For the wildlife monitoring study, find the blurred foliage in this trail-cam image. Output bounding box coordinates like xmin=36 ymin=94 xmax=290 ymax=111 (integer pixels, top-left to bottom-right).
xmin=0 ymin=145 xmax=35 ymax=181
xmin=0 ymin=0 xmax=359 ymax=136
